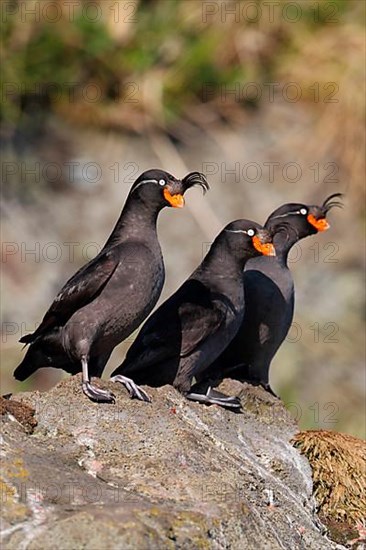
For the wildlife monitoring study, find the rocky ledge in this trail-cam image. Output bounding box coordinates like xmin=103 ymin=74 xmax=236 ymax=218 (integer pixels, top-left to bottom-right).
xmin=0 ymin=376 xmax=354 ymax=549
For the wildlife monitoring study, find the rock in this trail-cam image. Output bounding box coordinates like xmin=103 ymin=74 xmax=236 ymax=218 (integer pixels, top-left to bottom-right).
xmin=1 ymin=376 xmax=343 ymax=549
xmin=0 ymin=396 xmax=37 ymax=434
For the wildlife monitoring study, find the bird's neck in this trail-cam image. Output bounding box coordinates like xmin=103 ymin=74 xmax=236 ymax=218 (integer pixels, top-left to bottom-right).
xmin=103 ymin=194 xmax=161 ymax=248
xmin=201 ymin=243 xmax=247 ymax=280
xmin=273 ymin=229 xmax=300 ymax=266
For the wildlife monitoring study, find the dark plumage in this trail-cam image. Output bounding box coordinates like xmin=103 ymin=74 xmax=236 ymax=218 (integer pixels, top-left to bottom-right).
xmin=112 ymin=219 xmax=275 ymax=408
xmin=14 ymin=169 xmax=209 ymax=402
xmin=205 ymin=194 xmax=343 ymax=395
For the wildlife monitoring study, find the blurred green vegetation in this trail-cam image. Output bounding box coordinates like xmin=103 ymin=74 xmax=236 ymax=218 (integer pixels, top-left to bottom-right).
xmin=1 ymin=0 xmax=364 ymax=130
xmin=2 ymin=0 xmax=364 ymax=204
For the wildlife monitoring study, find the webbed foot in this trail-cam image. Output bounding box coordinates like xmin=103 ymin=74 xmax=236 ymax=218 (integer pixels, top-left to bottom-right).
xmin=186 ymin=386 xmax=241 ymax=409
xmin=110 ymin=375 xmax=151 ymax=402
xmin=82 ymin=381 xmax=115 ymax=403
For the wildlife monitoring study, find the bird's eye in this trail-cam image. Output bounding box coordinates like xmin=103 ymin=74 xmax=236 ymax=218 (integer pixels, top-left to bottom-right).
xmin=158 ymin=179 xmax=165 ymax=186
xmin=247 ymin=229 xmax=255 ymax=237
xmin=300 ymin=208 xmax=307 ymax=215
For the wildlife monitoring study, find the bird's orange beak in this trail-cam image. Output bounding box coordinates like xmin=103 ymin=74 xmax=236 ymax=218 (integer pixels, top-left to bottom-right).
xmin=252 ymin=236 xmax=276 ymax=256
xmin=307 ymin=214 xmax=330 ymax=231
xmin=164 ymin=188 xmax=185 ymax=208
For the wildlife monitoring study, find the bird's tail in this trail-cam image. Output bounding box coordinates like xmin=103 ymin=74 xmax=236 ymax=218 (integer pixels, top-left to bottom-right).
xmin=19 ymin=333 xmax=36 ymax=345
xmin=14 ymin=335 xmax=71 ymax=381
xmin=14 ymin=344 xmax=48 ymax=381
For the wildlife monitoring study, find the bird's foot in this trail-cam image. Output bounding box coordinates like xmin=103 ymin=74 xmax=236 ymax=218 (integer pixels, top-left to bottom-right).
xmin=82 ymin=381 xmax=115 ymax=403
xmin=110 ymin=375 xmax=151 ymax=403
xmin=186 ymin=386 xmax=241 ymax=409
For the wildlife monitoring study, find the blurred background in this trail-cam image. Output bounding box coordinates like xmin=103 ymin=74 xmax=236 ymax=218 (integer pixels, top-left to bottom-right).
xmin=1 ymin=0 xmax=365 ymax=437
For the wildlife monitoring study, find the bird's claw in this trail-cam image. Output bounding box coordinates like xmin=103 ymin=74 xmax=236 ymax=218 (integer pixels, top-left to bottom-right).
xmin=261 ymin=383 xmax=279 ymax=398
xmin=82 ymin=381 xmax=115 ymax=403
xmin=110 ymin=375 xmax=151 ymax=402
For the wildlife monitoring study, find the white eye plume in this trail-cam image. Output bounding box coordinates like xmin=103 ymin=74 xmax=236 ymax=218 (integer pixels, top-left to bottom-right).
xmin=225 ymin=228 xmax=256 ymax=236
xmin=300 ymin=208 xmax=307 ymax=215
xmin=131 ymin=179 xmax=159 ymax=194
xmin=159 ymin=179 xmax=165 ymax=186
xmin=225 ymin=229 xmax=245 ymax=234
xmin=140 ymin=179 xmax=158 ymax=185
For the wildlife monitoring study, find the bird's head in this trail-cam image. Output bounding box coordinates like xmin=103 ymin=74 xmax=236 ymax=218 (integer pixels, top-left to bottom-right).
xmin=223 ymin=219 xmax=276 ymax=262
xmin=129 ymin=169 xmax=209 ymax=209
xmin=265 ymin=193 xmax=343 ymax=240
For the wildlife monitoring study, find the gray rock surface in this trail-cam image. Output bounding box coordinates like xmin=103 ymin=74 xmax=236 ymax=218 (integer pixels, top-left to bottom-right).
xmin=1 ymin=376 xmax=341 ymax=549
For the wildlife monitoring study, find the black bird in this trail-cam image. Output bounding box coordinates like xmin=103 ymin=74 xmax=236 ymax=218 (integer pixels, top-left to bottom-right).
xmin=204 ymin=194 xmax=343 ymax=396
xmin=14 ymin=169 xmax=209 ymax=403
xmin=111 ymin=219 xmax=275 ymax=408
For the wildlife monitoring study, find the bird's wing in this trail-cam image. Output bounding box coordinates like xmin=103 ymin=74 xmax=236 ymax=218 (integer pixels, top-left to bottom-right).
xmin=122 ymin=279 xmax=229 ymax=369
xmin=242 ymin=270 xmax=275 ymax=345
xmin=178 ymin=293 xmax=228 ymax=357
xmin=20 ymin=244 xmax=129 ymax=343
xmin=243 ymin=266 xmax=294 ymax=345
